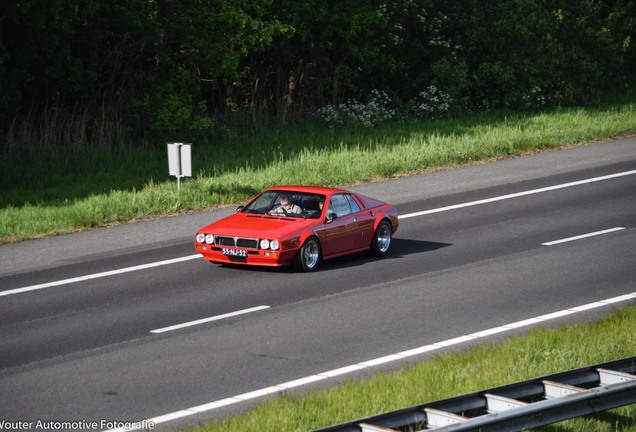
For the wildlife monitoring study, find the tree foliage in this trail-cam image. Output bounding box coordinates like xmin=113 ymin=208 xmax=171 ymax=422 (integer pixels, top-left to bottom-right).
xmin=1 ymin=0 xmax=634 ymax=153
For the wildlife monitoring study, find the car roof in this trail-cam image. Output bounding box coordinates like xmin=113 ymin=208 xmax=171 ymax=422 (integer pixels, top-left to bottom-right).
xmin=266 ymin=185 xmax=348 ymax=195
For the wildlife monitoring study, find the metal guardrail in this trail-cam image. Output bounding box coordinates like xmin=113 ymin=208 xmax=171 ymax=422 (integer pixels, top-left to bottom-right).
xmin=313 ymin=357 xmax=636 ymax=432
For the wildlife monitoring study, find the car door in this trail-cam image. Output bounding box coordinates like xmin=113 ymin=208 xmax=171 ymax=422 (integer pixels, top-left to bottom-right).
xmin=346 ymin=193 xmax=375 ymax=249
xmin=322 ymin=194 xmax=360 ymax=256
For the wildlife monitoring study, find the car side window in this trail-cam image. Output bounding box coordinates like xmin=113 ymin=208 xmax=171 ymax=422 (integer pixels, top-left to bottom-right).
xmin=330 ymin=194 xmax=352 ymax=217
xmin=345 ymin=194 xmax=361 ymax=213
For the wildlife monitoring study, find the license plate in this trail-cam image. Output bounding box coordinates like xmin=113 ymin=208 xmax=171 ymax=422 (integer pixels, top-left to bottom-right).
xmin=222 ymin=248 xmax=247 ymax=257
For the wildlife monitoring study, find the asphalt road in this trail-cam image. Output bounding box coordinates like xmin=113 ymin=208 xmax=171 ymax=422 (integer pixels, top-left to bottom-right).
xmin=0 ymin=137 xmax=635 ymax=431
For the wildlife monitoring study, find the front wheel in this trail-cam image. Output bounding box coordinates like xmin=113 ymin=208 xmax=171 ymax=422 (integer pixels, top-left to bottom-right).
xmin=370 ymin=220 xmax=392 ymax=257
xmin=295 ymin=237 xmax=322 ymax=272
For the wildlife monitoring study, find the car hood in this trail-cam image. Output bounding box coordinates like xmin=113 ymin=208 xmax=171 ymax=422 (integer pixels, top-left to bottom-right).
xmin=199 ymin=212 xmax=314 ymax=238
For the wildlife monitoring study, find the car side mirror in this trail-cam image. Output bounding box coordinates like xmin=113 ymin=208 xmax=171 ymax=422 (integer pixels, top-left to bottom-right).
xmin=236 ymin=205 xmax=244 ymax=212
xmin=326 ymin=212 xmax=338 ymax=223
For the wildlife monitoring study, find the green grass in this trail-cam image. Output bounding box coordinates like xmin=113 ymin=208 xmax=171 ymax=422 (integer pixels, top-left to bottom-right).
xmin=1 ymin=103 xmax=636 ymax=244
xmin=186 ymin=304 xmax=636 ymax=432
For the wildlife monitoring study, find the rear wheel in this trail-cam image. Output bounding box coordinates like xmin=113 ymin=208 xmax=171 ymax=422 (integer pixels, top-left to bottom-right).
xmin=296 ymin=237 xmax=322 ymax=272
xmin=370 ymin=220 xmax=392 ymax=257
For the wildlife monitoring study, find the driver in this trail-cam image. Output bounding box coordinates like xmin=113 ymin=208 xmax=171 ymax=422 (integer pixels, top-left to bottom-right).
xmin=269 ymin=194 xmax=301 ymax=215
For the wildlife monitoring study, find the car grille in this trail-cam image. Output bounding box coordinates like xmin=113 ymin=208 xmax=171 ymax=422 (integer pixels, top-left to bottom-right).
xmin=215 ymin=236 xmax=259 ymax=249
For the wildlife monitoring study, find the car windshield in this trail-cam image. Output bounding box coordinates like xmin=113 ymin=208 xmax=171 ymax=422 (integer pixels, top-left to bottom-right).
xmin=242 ymin=191 xmax=325 ymax=219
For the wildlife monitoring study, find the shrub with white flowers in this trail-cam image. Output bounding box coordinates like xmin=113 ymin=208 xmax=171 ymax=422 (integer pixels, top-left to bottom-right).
xmin=315 ymin=89 xmax=396 ymax=128
xmin=412 ymin=85 xmax=453 ymax=118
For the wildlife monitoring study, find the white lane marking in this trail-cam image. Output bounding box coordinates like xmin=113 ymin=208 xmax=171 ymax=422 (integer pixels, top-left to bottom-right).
xmin=104 ymin=291 xmax=636 ymax=432
xmin=0 ymin=255 xmax=202 ymax=297
xmin=541 ymin=227 xmax=626 ymax=246
xmin=399 ymin=170 xmax=636 ymax=220
xmin=150 ymin=306 xmax=270 ymax=334
xmin=4 ymin=169 xmax=635 ymax=298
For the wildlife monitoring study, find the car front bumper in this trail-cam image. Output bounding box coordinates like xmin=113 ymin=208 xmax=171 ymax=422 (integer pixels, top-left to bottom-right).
xmin=194 ymin=244 xmax=298 ymax=267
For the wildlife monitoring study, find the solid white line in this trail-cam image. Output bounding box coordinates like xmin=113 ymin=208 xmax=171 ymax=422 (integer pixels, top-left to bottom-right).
xmin=104 ymin=291 xmax=636 ymax=432
xmin=4 ymin=170 xmax=634 ymax=299
xmin=189 ymin=398 xmax=237 ymax=412
xmin=398 ymin=170 xmax=636 ymax=220
xmin=150 ymin=306 xmax=270 ymax=334
xmin=541 ymin=227 xmax=626 ymax=246
xmin=278 ymin=375 xmax=326 ymax=389
xmin=0 ymin=254 xmax=202 ymax=298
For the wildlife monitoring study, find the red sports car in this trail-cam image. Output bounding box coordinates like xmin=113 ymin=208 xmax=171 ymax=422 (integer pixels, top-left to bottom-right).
xmin=194 ymin=185 xmax=399 ymax=271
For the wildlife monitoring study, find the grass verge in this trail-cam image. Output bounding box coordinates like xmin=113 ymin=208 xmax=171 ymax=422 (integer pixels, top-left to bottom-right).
xmin=1 ymin=103 xmax=636 ymax=244
xmin=187 ymin=304 xmax=636 ymax=432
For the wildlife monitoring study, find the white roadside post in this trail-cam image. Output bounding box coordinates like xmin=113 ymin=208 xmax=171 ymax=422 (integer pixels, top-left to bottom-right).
xmin=167 ymin=142 xmax=192 ymax=193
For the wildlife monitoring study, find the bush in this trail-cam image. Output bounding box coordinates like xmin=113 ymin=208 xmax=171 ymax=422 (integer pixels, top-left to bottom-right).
xmin=411 ymin=86 xmax=454 ymax=119
xmin=314 ymin=90 xmax=396 ymax=128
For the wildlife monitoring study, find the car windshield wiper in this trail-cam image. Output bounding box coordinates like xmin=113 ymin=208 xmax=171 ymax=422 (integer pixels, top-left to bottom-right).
xmin=267 ymin=213 xmax=304 ymax=219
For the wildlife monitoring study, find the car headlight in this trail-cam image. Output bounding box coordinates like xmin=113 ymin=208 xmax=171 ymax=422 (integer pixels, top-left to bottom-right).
xmin=270 ymin=240 xmax=279 ymax=250
xmin=260 ymin=239 xmax=270 ymax=250
xmin=196 ymin=233 xmax=205 ymax=243
xmin=205 ymin=234 xmax=214 ymax=244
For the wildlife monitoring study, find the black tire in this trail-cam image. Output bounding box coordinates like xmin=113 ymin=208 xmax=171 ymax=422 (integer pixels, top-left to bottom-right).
xmin=370 ymin=220 xmax=392 ymax=257
xmin=295 ymin=237 xmax=322 ymax=272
